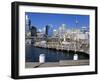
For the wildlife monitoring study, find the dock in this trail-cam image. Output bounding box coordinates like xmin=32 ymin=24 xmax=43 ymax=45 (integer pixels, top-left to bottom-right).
xmin=34 ymin=42 xmax=89 ymax=54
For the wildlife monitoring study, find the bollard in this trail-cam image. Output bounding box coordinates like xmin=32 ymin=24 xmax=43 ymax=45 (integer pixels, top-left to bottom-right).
xmin=73 ymin=54 xmax=78 ymax=60
xmin=39 ymin=54 xmax=45 ymax=63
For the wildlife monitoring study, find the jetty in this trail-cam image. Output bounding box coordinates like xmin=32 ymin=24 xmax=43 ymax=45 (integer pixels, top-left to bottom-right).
xmin=33 ymin=40 xmax=89 ymax=54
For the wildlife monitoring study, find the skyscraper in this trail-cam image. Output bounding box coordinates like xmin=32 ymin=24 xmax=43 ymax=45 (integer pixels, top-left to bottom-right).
xmin=45 ymin=25 xmax=50 ymax=36
xmin=30 ymin=26 xmax=37 ymax=36
xmin=25 ymin=15 xmax=31 ymax=31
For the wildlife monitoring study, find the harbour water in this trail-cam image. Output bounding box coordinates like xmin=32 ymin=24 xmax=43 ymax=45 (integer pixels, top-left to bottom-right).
xmin=25 ymin=45 xmax=89 ymax=62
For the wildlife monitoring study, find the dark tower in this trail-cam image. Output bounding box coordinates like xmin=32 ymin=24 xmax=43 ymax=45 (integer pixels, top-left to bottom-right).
xmin=30 ymin=26 xmax=37 ymax=36
xmin=45 ymin=25 xmax=50 ymax=36
xmin=28 ymin=19 xmax=31 ymax=30
xmin=30 ymin=26 xmax=37 ymax=44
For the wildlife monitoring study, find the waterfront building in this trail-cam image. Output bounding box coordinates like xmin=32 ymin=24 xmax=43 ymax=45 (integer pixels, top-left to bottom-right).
xmin=25 ymin=39 xmax=32 ymax=44
xmin=53 ymin=24 xmax=67 ymax=38
xmin=30 ymin=26 xmax=37 ymax=36
xmin=37 ymin=32 xmax=45 ymax=38
xmin=25 ymin=15 xmax=31 ymax=32
xmin=45 ymin=25 xmax=50 ymax=36
xmin=26 ymin=31 xmax=31 ymax=37
xmin=81 ymin=27 xmax=87 ymax=34
xmin=26 ymin=15 xmax=37 ymax=36
xmin=58 ymin=24 xmax=66 ymax=39
xmin=53 ymin=29 xmax=59 ymax=37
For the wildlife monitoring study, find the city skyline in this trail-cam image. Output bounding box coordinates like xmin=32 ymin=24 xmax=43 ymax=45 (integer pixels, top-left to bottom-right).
xmin=25 ymin=12 xmax=89 ymax=33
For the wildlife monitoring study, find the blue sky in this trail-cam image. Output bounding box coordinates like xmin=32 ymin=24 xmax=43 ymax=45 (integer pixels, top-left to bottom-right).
xmin=25 ymin=12 xmax=89 ymax=32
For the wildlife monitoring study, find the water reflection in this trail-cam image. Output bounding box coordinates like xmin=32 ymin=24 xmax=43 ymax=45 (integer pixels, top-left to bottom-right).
xmin=25 ymin=45 xmax=89 ymax=62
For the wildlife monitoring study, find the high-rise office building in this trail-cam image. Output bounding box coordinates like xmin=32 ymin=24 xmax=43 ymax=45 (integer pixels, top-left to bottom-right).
xmin=30 ymin=26 xmax=37 ymax=36
xmin=25 ymin=15 xmax=31 ymax=31
xmin=45 ymin=25 xmax=50 ymax=36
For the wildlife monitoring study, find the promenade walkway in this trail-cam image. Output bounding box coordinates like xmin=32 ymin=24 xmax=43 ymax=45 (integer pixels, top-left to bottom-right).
xmin=25 ymin=60 xmax=89 ymax=68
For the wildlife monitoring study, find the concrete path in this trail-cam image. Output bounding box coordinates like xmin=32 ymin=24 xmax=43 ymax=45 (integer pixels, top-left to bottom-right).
xmin=25 ymin=60 xmax=89 ymax=68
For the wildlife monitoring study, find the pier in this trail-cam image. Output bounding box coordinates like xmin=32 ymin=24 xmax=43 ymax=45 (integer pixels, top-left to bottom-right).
xmin=33 ymin=40 xmax=89 ymax=54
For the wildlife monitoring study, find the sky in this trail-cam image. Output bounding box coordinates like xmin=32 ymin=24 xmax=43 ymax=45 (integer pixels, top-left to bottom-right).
xmin=25 ymin=12 xmax=89 ymax=33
